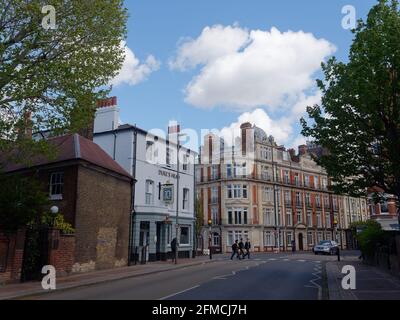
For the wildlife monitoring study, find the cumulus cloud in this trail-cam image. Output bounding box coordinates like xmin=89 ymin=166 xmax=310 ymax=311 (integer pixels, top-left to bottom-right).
xmin=170 ymin=25 xmax=335 ymax=111
xmin=111 ymin=41 xmax=160 ymax=87
xmin=217 ymin=108 xmax=313 ymax=150
xmin=169 ymin=24 xmax=249 ymax=71
xmin=171 ymin=24 xmax=334 ymax=149
xmin=219 ymin=108 xmax=292 ymax=146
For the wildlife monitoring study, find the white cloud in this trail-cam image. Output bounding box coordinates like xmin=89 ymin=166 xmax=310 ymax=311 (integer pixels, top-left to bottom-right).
xmin=171 ymin=25 xmax=333 ymax=150
xmin=169 ymin=24 xmax=249 ymax=71
xmin=111 ymin=41 xmax=160 ymax=87
xmin=170 ymin=25 xmax=335 ymax=111
xmin=219 ymin=108 xmax=293 ymax=146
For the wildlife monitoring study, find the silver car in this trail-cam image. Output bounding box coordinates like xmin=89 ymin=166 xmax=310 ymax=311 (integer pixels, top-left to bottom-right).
xmin=313 ymin=240 xmax=339 ymax=255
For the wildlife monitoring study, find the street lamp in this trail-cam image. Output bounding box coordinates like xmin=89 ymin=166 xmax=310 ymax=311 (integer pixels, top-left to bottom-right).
xmin=208 ymin=219 xmax=212 ymax=260
xmin=50 ymin=206 xmax=59 ymax=228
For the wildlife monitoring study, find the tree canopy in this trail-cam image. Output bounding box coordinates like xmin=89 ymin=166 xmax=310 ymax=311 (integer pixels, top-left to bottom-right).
xmin=0 ymin=0 xmax=128 ymax=160
xmin=301 ymin=0 xmax=400 ymax=210
xmin=0 ymin=174 xmax=49 ymax=232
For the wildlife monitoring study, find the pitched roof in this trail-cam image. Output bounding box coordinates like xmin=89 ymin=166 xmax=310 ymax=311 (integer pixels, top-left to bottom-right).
xmin=2 ymin=134 xmax=132 ymax=179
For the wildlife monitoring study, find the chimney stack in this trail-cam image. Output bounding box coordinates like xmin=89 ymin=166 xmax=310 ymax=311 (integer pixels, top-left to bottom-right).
xmin=240 ymin=122 xmax=252 ymax=156
xmin=94 ymin=96 xmax=120 ymax=134
xmin=18 ymin=111 xmax=33 ymax=140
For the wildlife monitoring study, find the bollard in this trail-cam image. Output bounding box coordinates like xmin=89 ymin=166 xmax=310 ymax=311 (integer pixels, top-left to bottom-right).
xmin=337 ymin=247 xmax=341 ymax=262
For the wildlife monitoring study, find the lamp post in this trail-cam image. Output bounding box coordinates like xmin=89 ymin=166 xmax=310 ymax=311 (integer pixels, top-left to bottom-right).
xmin=208 ymin=219 xmax=212 ymax=260
xmin=50 ymin=206 xmax=59 ymax=228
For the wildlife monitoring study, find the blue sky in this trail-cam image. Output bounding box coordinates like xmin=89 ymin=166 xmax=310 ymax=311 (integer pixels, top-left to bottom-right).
xmin=110 ymin=0 xmax=377 ymax=149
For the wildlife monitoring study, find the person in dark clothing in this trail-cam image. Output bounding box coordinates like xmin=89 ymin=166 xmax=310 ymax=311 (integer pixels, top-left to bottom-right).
xmin=230 ymin=240 xmax=240 ymax=260
xmin=238 ymin=239 xmax=245 ymax=259
xmin=291 ymin=240 xmax=296 ymax=252
xmin=171 ymin=238 xmax=177 ymax=263
xmin=243 ymin=239 xmax=251 ymax=259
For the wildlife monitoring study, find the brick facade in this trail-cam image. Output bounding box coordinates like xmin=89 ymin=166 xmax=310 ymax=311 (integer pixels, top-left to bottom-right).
xmin=1 ymin=134 xmax=133 ymax=281
xmin=48 ymin=230 xmax=75 ymax=277
xmin=73 ymin=164 xmax=131 ymax=270
xmin=0 ymin=229 xmax=26 ymax=284
xmin=197 ymin=125 xmax=369 ymax=254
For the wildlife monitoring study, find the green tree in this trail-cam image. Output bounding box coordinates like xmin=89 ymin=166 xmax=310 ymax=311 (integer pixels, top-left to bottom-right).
xmin=301 ymin=0 xmax=400 ymax=221
xmin=194 ymin=196 xmax=204 ymax=237
xmin=0 ymin=0 xmax=128 ymax=161
xmin=0 ymin=174 xmax=49 ymax=232
xmin=352 ymin=220 xmax=385 ymax=258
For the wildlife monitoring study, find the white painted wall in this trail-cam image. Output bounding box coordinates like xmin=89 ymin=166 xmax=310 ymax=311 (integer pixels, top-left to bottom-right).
xmin=94 ymin=106 xmax=120 ymax=133
xmin=94 ymin=122 xmax=196 ymax=220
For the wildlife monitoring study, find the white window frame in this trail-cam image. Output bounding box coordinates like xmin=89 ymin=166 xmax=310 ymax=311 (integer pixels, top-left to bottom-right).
xmin=145 ymin=180 xmax=154 ymax=205
xmin=179 ymin=226 xmax=190 ymax=245
xmin=182 ymin=188 xmax=190 ymax=210
xmin=286 ymin=209 xmax=293 ymax=226
xmin=50 ymin=172 xmax=64 ymax=200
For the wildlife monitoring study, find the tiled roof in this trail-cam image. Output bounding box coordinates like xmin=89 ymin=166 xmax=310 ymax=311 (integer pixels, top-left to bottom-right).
xmin=2 ymin=134 xmax=132 ymax=179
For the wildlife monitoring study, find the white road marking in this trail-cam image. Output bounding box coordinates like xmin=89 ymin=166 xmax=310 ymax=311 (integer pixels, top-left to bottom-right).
xmin=297 ymin=260 xmax=306 ymax=262
xmin=283 ymin=259 xmax=289 ymax=262
xmin=159 ymin=285 xmax=200 ymax=300
xmin=268 ymin=258 xmax=277 ymax=261
xmin=306 ymin=268 xmax=323 ymax=300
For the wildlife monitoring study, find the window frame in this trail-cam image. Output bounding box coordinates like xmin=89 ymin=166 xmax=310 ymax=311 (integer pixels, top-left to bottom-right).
xmin=49 ymin=172 xmax=64 ymax=200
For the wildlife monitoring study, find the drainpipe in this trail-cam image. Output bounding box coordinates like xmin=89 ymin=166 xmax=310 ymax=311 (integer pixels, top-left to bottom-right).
xmin=130 ymin=126 xmax=138 ymax=265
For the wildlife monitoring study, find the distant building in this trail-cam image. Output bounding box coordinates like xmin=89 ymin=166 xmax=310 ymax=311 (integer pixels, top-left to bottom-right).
xmin=368 ymin=188 xmax=399 ymax=231
xmin=196 ymin=123 xmax=369 ymax=253
xmin=93 ymin=97 xmax=197 ymax=262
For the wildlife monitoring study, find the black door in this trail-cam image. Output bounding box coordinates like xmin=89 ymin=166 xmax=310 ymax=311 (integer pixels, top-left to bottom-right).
xmin=298 ymin=233 xmax=304 ymax=251
xmin=21 ymin=226 xmax=49 ymax=282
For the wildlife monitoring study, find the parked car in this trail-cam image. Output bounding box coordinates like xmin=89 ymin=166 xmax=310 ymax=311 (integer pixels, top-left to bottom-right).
xmin=313 ymin=240 xmax=339 ymax=255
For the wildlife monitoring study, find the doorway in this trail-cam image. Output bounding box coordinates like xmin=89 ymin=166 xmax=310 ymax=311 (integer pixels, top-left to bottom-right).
xmin=298 ymin=233 xmax=304 ymax=251
xmin=21 ymin=226 xmax=49 ymax=282
xmin=139 ymin=221 xmax=150 ymax=263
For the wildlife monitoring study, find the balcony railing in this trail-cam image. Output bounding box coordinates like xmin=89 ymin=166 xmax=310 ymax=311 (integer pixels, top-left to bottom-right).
xmin=199 ymin=173 xmax=331 ymax=192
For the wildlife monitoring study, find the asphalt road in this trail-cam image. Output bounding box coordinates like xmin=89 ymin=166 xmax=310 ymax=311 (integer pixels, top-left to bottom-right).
xmin=27 ymin=252 xmax=338 ymax=300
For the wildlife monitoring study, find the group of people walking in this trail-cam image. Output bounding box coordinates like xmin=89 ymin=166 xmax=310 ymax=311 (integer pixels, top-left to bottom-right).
xmin=231 ymin=238 xmax=251 ymax=260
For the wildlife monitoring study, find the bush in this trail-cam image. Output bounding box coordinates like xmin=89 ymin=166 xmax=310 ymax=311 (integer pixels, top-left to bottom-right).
xmin=354 ymin=220 xmax=385 ymax=258
xmin=41 ymin=213 xmax=75 ymax=234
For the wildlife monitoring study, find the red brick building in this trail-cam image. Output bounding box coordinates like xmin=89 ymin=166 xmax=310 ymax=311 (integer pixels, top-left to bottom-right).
xmin=0 ymin=134 xmax=134 ymax=283
xmin=368 ymin=187 xmax=399 ymax=231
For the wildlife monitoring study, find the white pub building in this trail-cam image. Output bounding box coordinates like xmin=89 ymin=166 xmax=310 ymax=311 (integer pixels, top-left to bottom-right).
xmin=93 ymin=97 xmax=196 ymax=262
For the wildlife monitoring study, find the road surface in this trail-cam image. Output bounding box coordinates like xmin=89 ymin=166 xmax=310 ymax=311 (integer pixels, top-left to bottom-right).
xmin=25 ymin=252 xmax=345 ymax=300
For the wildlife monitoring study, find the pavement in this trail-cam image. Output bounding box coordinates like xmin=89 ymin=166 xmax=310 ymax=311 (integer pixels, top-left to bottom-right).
xmin=0 ymin=254 xmax=221 ymax=300
xmin=326 ymin=253 xmax=400 ymax=300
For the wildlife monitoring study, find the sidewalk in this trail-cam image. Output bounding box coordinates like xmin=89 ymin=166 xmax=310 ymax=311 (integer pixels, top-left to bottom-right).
xmin=0 ymin=254 xmax=226 ymax=300
xmin=326 ymin=254 xmax=400 ymax=300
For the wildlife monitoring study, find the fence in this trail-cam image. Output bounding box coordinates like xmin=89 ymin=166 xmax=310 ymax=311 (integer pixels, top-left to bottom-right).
xmin=363 ymin=234 xmax=400 ymax=278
